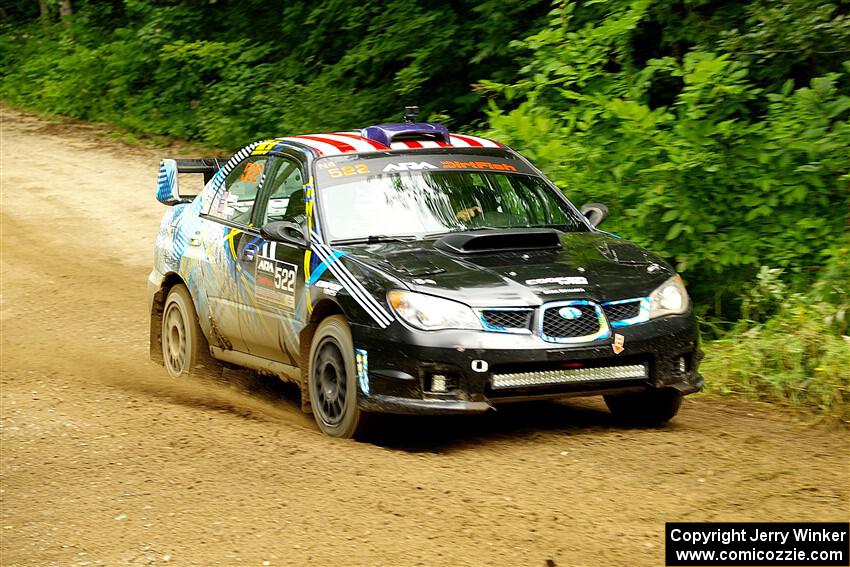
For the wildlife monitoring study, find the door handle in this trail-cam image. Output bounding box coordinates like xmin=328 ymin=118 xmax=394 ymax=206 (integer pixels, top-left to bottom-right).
xmin=241 ymin=243 xmax=260 ymax=262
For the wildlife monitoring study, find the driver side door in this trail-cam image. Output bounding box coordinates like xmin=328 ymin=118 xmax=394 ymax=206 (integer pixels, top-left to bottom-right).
xmin=235 ymin=155 xmax=309 ymax=364
xmin=198 ymin=153 xmax=270 ymax=354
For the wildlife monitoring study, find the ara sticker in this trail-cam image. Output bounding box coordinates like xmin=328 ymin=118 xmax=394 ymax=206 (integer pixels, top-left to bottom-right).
xmin=255 ymin=256 xmax=298 ymax=311
xmin=382 ymin=162 xmax=438 ymax=172
xmin=612 ymin=333 xmax=625 ymax=354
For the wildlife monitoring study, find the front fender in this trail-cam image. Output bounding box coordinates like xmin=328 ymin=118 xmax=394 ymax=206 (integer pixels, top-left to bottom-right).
xmin=305 ymin=246 xmax=405 ymax=329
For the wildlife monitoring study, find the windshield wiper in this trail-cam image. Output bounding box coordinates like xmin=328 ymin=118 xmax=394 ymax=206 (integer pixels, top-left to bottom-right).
xmin=332 ymin=234 xmax=418 ymax=245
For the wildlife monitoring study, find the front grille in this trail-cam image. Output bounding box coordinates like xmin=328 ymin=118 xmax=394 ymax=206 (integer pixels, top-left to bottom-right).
xmin=481 ymin=309 xmax=533 ymax=331
xmin=603 ymin=301 xmax=641 ymax=322
xmin=491 ymin=364 xmax=647 ymax=389
xmin=541 ymin=304 xmax=601 ymax=339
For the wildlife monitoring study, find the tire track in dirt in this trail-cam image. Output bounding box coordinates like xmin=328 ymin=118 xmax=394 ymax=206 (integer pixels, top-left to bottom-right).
xmin=1 ymin=107 xmax=848 ymax=567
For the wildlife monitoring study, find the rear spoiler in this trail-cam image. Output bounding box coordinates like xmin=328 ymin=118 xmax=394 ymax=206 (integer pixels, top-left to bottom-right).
xmin=156 ymin=158 xmax=227 ymax=205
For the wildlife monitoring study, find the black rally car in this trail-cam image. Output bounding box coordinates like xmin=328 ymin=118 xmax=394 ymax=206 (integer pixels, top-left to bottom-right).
xmin=149 ymin=115 xmax=703 ymax=438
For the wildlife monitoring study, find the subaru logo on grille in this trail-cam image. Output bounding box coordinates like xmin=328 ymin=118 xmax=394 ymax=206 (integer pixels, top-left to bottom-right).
xmin=558 ymin=306 xmax=583 ymax=320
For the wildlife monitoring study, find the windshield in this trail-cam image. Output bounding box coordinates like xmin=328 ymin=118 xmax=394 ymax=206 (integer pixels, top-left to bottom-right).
xmin=315 ymin=153 xmax=588 ymax=242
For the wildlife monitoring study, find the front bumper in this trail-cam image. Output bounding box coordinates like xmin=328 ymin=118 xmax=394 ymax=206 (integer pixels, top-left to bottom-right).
xmin=352 ymin=314 xmax=703 ymax=415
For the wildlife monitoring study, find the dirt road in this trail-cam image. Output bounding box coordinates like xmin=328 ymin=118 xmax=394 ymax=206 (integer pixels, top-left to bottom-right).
xmin=1 ymin=107 xmax=847 ymax=567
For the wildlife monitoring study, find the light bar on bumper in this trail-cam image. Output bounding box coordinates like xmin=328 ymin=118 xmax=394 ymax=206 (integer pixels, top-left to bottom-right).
xmin=490 ymin=364 xmax=648 ymax=389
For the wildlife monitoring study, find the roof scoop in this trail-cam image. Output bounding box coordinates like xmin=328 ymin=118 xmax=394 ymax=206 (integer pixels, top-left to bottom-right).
xmin=434 ymin=229 xmax=562 ymax=255
xmin=362 ymin=122 xmax=450 ymax=147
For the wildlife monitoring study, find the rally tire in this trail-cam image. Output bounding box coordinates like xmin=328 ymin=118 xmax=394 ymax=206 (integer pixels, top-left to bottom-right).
xmin=604 ymin=388 xmax=683 ymax=426
xmin=161 ymin=284 xmax=221 ymax=380
xmin=308 ymin=315 xmax=368 ymax=439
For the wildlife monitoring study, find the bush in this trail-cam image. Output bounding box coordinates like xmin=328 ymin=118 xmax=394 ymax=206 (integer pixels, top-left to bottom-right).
xmin=703 ymin=304 xmax=849 ymax=421
xmin=702 ymin=241 xmax=850 ymax=420
xmin=0 ymin=0 xmax=550 ymax=147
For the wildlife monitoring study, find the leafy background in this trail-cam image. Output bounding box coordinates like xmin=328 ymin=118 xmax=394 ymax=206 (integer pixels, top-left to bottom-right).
xmin=1 ymin=0 xmax=848 ymax=418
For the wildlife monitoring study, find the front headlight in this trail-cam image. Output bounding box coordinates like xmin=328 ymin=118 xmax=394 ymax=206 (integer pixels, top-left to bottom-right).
xmin=387 ymin=290 xmax=482 ymax=331
xmin=649 ymin=275 xmax=690 ymax=318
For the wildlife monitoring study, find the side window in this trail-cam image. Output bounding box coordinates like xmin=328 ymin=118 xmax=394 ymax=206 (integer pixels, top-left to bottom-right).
xmin=261 ymin=157 xmax=305 ymax=226
xmin=207 ymin=156 xmax=268 ymax=225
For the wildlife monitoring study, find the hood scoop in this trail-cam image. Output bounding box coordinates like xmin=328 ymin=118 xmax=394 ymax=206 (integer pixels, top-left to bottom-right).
xmin=434 ymin=229 xmax=562 ymax=255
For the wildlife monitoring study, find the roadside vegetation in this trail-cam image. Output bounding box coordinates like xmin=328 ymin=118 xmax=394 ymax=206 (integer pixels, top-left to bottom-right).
xmin=1 ymin=0 xmax=847 ymax=418
xmin=702 ymin=241 xmax=849 ymax=421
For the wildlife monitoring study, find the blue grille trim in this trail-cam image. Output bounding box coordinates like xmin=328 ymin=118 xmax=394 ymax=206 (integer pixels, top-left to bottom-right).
xmin=601 ymin=297 xmax=651 ymax=328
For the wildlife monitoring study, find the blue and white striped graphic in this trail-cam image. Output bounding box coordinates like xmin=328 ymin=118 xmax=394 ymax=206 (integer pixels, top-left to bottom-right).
xmin=306 ymin=250 xmax=345 ymax=285
xmin=156 ymin=159 xmax=179 ymax=204
xmin=310 ymin=236 xmax=393 ymax=328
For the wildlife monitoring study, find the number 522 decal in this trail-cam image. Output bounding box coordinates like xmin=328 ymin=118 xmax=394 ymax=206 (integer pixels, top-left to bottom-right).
xmin=255 ymin=257 xmax=299 ymax=311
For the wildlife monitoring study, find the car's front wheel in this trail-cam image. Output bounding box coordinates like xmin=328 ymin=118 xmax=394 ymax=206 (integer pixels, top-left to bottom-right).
xmin=308 ymin=315 xmax=368 ymax=439
xmin=604 ymin=388 xmax=683 ymax=426
xmin=161 ymin=284 xmax=221 ymax=380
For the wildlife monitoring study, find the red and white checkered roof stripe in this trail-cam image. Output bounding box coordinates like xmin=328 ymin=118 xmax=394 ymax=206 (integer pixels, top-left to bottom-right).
xmin=279 ymin=132 xmax=503 ymax=157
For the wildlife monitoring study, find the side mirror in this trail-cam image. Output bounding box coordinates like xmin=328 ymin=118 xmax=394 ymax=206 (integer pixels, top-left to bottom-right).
xmin=261 ymin=221 xmax=308 ymax=248
xmin=580 ymin=203 xmax=609 ymax=228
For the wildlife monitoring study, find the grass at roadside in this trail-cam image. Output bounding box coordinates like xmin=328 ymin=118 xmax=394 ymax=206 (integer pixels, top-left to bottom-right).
xmin=700 ymin=256 xmax=850 ymax=423
xmin=701 ymin=318 xmax=850 ymax=423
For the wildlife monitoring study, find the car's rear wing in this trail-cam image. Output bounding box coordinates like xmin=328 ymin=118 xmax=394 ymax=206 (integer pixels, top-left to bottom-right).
xmin=156 ymin=158 xmax=227 ymax=205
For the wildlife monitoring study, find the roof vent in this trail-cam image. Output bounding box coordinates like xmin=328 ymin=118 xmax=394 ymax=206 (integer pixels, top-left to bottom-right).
xmin=362 ymin=122 xmax=450 ymax=147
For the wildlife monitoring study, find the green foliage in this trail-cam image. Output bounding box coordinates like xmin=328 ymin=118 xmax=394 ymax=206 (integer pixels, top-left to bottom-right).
xmin=702 ymin=239 xmax=850 ymax=420
xmin=702 ymin=301 xmax=850 ymax=421
xmin=483 ymin=0 xmax=850 ymax=317
xmin=0 ymin=0 xmax=549 ymax=147
xmin=716 ymin=0 xmax=850 ymax=88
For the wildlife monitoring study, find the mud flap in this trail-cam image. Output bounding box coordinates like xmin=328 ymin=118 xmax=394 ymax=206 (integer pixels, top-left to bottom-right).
xmin=300 ymin=381 xmax=312 ymax=414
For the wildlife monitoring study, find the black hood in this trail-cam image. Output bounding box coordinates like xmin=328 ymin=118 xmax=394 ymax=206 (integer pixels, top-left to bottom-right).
xmin=340 ymin=231 xmax=673 ymax=307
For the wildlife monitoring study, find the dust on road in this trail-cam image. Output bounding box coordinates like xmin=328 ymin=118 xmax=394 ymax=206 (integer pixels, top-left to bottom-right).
xmin=1 ymin=107 xmax=847 ymax=567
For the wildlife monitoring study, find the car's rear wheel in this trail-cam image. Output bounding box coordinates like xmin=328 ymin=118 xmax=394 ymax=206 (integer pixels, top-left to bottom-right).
xmin=308 ymin=315 xmax=368 ymax=439
xmin=162 ymin=284 xmax=220 ymax=379
xmin=604 ymin=388 xmax=683 ymax=426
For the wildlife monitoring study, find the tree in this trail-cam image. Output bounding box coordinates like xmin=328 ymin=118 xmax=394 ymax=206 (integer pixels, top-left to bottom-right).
xmin=58 ymin=0 xmax=71 ymax=25
xmin=38 ymin=0 xmax=49 ymax=27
